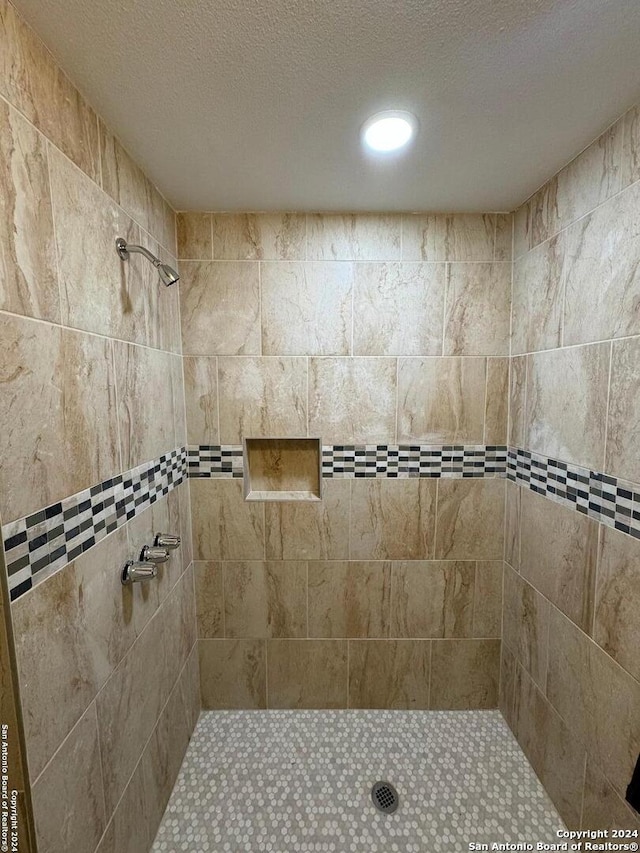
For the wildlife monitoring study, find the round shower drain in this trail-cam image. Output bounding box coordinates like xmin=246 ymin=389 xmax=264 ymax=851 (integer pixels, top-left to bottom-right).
xmin=371 ymin=781 xmax=399 ymax=814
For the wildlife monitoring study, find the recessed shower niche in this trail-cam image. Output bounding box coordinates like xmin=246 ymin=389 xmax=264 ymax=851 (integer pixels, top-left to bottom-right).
xmin=243 ymin=437 xmax=322 ymax=501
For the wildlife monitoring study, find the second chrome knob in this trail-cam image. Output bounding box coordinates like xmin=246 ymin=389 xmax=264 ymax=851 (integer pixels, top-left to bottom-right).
xmin=140 ymin=544 xmax=169 ymax=564
xmin=154 ymin=533 xmax=181 ymax=550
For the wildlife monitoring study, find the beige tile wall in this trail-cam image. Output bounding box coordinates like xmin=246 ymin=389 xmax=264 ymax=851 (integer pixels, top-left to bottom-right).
xmin=505 ymin=101 xmax=640 ymax=832
xmin=0 ymin=2 xmax=198 ymax=852
xmin=178 ymin=211 xmax=510 ymax=712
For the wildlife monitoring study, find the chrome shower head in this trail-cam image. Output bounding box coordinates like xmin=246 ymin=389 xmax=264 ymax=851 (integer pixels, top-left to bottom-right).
xmin=115 ymin=237 xmax=180 ymax=287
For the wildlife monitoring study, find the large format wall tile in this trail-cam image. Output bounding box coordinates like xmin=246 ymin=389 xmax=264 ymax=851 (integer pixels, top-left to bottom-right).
xmin=502 ymin=565 xmax=549 ymax=689
xmin=194 ymin=562 xmax=224 ymax=638
xmin=199 ymin=639 xmax=266 ymax=709
xmin=546 ymin=606 xmax=640 ymax=798
xmin=307 ymin=214 xmax=401 ymax=261
xmin=581 ymin=759 xmax=640 ymax=831
xmin=261 ymin=262 xmax=353 ymax=355
xmin=0 ymin=100 xmax=58 ymax=322
xmin=391 ymin=561 xmax=474 ymax=638
xmin=444 ymin=263 xmax=511 ymax=356
xmin=511 ymin=235 xmax=564 ymax=355
xmin=184 ymin=356 xmax=219 ymax=444
xmin=177 ymin=212 xmax=212 ymax=259
xmin=621 ymin=104 xmax=640 ymax=190
xmin=0 ymin=0 xmax=100 ymax=181
xmin=307 ymin=561 xmax=391 ymax=638
xmin=212 ymin=213 xmax=306 ymax=260
xmin=472 ymin=561 xmax=503 ymax=638
xmin=519 ymin=487 xmax=597 ymax=633
xmin=31 ymin=704 xmax=106 ymax=853
xmin=402 ymin=214 xmax=496 ymax=261
xmin=430 ymin=639 xmax=500 ymax=709
xmin=350 ymin=479 xmax=437 ymax=560
xmin=99 ymin=122 xmax=153 ymax=236
xmin=524 ymin=343 xmax=610 ymax=471
xmin=564 ymin=182 xmax=640 ymax=345
xmin=594 ymin=525 xmax=640 ymax=682
xmin=224 ymin=561 xmax=307 ymax=638
xmin=606 ymin=336 xmax=640 ymax=483
xmin=397 ymin=357 xmax=486 ymax=443
xmin=191 ymin=479 xmax=265 ymax=561
xmin=0 ymin=315 xmax=119 ymax=522
xmin=435 ymin=479 xmax=504 ymax=561
xmin=218 ymin=356 xmax=307 ymax=443
xmin=309 ymin=357 xmax=396 ymax=443
xmin=353 ymin=262 xmax=444 ymax=356
xmin=266 ymin=639 xmax=348 ymax=708
xmin=348 ymin=640 xmax=431 ymax=709
xmin=265 ymin=479 xmax=349 ymax=560
xmin=508 ymin=356 xmax=526 ymax=448
xmin=484 ymin=357 xmax=509 ymax=444
xmin=180 ymin=261 xmax=260 ymax=355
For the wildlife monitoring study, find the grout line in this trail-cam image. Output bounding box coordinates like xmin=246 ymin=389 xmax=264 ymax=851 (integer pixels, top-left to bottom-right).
xmin=45 ymin=139 xmax=64 ymax=334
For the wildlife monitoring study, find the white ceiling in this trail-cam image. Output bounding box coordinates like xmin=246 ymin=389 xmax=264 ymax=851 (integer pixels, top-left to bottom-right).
xmin=12 ymin=0 xmax=640 ymax=212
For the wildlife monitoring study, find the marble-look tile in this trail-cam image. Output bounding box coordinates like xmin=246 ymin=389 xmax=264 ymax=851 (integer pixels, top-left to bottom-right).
xmin=307 ymin=214 xmax=401 ymax=261
xmin=0 ymin=101 xmax=58 ymax=322
xmin=348 ymin=640 xmax=431 ymax=709
xmin=520 ymin=487 xmax=597 ymax=633
xmin=402 ymin=214 xmax=496 ymax=261
xmin=218 ymin=356 xmax=307 ymax=443
xmin=564 ymin=182 xmax=640 ymax=345
xmin=353 ymin=262 xmax=445 ymax=356
xmin=606 ymin=336 xmax=640 ymax=483
xmin=444 ymin=263 xmax=511 ymax=356
xmin=308 ymin=561 xmax=391 ymax=638
xmin=170 ymin=352 xmax=187 ymax=445
xmin=212 ymin=213 xmax=306 ymax=260
xmin=473 ymin=561 xmax=503 ymax=638
xmin=513 ymin=664 xmax=586 ymax=829
xmin=547 ymin=606 xmax=640 ymax=798
xmin=99 ymin=121 xmax=151 ymax=233
xmin=525 ymin=176 xmax=560 ymax=250
xmin=224 ymin=561 xmax=307 ymax=638
xmin=504 ymin=480 xmax=521 ymax=570
xmin=391 ymin=561 xmax=474 ymax=638
xmin=397 ymin=357 xmax=486 ymax=443
xmin=508 ymin=356 xmax=527 ymax=448
xmin=176 ymin=212 xmax=211 ymax=259
xmin=180 ymin=261 xmax=260 ymax=355
xmin=266 ymin=640 xmax=348 ymax=708
xmin=581 ymin=759 xmax=640 ymax=831
xmin=48 ymin=146 xmax=153 ymax=344
xmin=524 ymin=343 xmax=610 ymax=471
xmin=11 ymin=528 xmax=134 ymax=781
xmin=0 ymin=316 xmax=119 ymax=522
xmin=261 ymin=261 xmax=352 ymax=355
xmin=199 ymin=639 xmax=266 ymax=709
xmin=31 ymin=704 xmax=106 ymax=853
xmin=183 ymin=356 xmax=219 ymax=444
xmin=191 ymin=479 xmax=265 ymax=561
xmin=513 ymin=203 xmax=530 ymax=260
xmin=95 ymin=749 xmax=151 ymax=853
xmin=114 ymin=341 xmax=175 ymax=469
xmin=430 ymin=639 xmax=500 ymax=709
xmin=594 ymin=525 xmax=640 ymax=682
xmin=511 ymin=234 xmax=564 ymax=355
xmin=502 ymin=565 xmax=550 ymax=689
xmin=194 ymin=561 xmax=224 ymax=638
xmin=265 ymin=479 xmax=349 ymax=560
xmin=621 ymin=104 xmax=640 ymax=190
xmin=309 ymin=357 xmax=396 ymax=444
xmin=484 ymin=357 xmax=509 ymax=445
xmin=494 ymin=213 xmax=513 ymax=262
xmin=435 ymin=479 xmax=505 ymax=561
xmin=0 ymin=0 xmax=100 ymax=180
xmin=499 ymin=643 xmax=516 ymax=731
xmin=147 ymin=242 xmax=183 ymax=354
xmin=350 ymin=479 xmax=437 ymax=560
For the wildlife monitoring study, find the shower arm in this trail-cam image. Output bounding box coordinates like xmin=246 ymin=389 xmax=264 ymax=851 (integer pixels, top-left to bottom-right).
xmin=115 ymin=238 xmax=162 ymax=268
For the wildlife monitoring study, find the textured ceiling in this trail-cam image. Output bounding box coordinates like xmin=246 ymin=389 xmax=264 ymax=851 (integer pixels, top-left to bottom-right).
xmin=12 ymin=0 xmax=640 ymax=211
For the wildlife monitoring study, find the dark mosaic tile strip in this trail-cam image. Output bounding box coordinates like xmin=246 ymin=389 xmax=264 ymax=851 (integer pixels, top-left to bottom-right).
xmin=3 ymin=448 xmax=187 ymax=602
xmin=507 ymin=447 xmax=640 ymax=539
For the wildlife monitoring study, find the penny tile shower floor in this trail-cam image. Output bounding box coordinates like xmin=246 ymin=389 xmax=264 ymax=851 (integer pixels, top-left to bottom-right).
xmin=152 ymin=710 xmax=564 ymax=852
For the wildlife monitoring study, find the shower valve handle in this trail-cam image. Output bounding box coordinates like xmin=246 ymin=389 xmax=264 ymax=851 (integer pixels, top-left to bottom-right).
xmin=122 ymin=561 xmax=158 ymax=585
xmin=154 ymin=533 xmax=181 ymax=550
xmin=141 ymin=544 xmax=169 ymax=564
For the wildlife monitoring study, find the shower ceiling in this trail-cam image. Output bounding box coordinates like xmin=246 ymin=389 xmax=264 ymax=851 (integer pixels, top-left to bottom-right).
xmin=11 ymin=0 xmax=640 ymax=212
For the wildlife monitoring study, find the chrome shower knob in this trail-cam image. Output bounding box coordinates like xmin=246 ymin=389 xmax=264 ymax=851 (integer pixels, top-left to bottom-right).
xmin=140 ymin=544 xmax=169 ymax=564
xmin=121 ymin=561 xmax=158 ymax=585
xmin=154 ymin=533 xmax=181 ymax=550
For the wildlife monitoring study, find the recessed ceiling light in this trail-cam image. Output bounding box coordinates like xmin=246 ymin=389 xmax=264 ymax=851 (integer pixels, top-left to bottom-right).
xmin=361 ymin=110 xmax=417 ymax=153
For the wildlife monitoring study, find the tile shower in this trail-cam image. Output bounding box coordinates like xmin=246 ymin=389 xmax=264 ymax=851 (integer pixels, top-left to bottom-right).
xmin=0 ymin=0 xmax=639 ymax=850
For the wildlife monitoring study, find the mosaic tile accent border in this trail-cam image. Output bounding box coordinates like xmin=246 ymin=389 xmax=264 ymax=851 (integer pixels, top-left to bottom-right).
xmin=2 ymin=448 xmax=187 ymax=602
xmin=187 ymin=444 xmax=509 ymax=479
xmin=508 ymin=447 xmax=640 ymax=539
